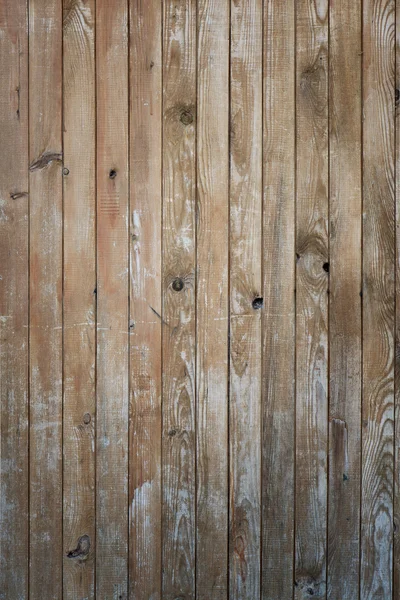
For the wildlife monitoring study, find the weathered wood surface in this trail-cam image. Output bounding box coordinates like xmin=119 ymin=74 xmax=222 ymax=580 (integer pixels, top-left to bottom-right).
xmin=96 ymin=0 xmax=129 ymax=597
xmin=2 ymin=2 xmax=400 ymax=599
xmin=295 ymin=0 xmax=329 ymax=597
xmin=0 ymin=1 xmax=29 ymax=598
xmin=262 ymin=0 xmax=295 ymax=598
xmin=230 ymin=0 xmax=262 ymax=598
xmin=129 ymin=0 xmax=162 ymax=599
xmin=29 ymin=0 xmax=63 ymax=597
xmin=361 ymin=1 xmax=395 ymax=598
xmin=161 ymin=1 xmax=197 ymax=598
xmin=62 ymin=0 xmax=96 ymax=598
xmin=328 ymin=0 xmax=362 ymax=598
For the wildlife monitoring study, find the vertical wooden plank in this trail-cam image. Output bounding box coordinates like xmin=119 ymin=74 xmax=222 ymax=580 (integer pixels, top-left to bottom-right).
xmin=229 ymin=0 xmax=262 ymax=597
xmin=129 ymin=0 xmax=162 ymax=598
xmin=361 ymin=0 xmax=395 ymax=597
xmin=327 ymin=0 xmax=362 ymax=598
xmin=29 ymin=0 xmax=63 ymax=597
xmin=395 ymin=0 xmax=400 ymax=593
xmin=62 ymin=0 xmax=96 ymax=598
xmin=295 ymin=0 xmax=329 ymax=598
xmin=0 ymin=1 xmax=29 ymax=597
xmin=162 ymin=0 xmax=196 ymax=597
xmin=262 ymin=0 xmax=296 ymax=598
xmin=196 ymin=0 xmax=229 ymax=598
xmin=96 ymin=0 xmax=129 ymax=597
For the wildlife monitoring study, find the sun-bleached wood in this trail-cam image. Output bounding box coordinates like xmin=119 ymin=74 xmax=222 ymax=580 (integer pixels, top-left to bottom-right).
xmin=162 ymin=1 xmax=197 ymax=598
xmin=229 ymin=0 xmax=262 ymax=597
xmin=129 ymin=0 xmax=162 ymax=597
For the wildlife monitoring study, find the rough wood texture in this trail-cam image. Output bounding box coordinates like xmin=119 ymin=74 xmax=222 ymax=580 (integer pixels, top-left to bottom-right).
xmin=129 ymin=0 xmax=162 ymax=598
xmin=96 ymin=0 xmax=129 ymax=597
xmin=63 ymin=0 xmax=96 ymax=598
xmin=395 ymin=0 xmax=400 ymax=593
xmin=261 ymin=1 xmax=296 ymax=598
xmin=162 ymin=1 xmax=197 ymax=598
xmin=0 ymin=1 xmax=29 ymax=598
xmin=229 ymin=0 xmax=262 ymax=598
xmin=3 ymin=3 xmax=400 ymax=598
xmin=327 ymin=1 xmax=362 ymax=598
xmin=295 ymin=1 xmax=329 ymax=598
xmin=361 ymin=0 xmax=395 ymax=598
xmin=29 ymin=1 xmax=63 ymax=597
xmin=196 ymin=1 xmax=229 ymax=598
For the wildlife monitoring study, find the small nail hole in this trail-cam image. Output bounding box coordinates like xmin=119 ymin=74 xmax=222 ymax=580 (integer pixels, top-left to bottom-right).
xmin=109 ymin=169 xmax=117 ymax=179
xmin=323 ymin=262 xmax=329 ymax=273
xmin=172 ymin=278 xmax=184 ymax=292
xmin=252 ymin=297 xmax=263 ymax=310
xmin=83 ymin=413 xmax=91 ymax=425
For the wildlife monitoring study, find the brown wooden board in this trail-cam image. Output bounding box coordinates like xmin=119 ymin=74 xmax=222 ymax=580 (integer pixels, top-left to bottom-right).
xmin=0 ymin=1 xmax=29 ymax=597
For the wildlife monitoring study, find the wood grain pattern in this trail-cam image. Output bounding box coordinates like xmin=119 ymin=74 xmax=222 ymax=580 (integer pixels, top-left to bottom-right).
xmin=229 ymin=0 xmax=262 ymax=598
xmin=129 ymin=0 xmax=162 ymax=598
xmin=96 ymin=0 xmax=129 ymax=597
xmin=395 ymin=0 xmax=400 ymax=593
xmin=327 ymin=1 xmax=362 ymax=598
xmin=0 ymin=1 xmax=29 ymax=598
xmin=2 ymin=4 xmax=400 ymax=598
xmin=295 ymin=1 xmax=329 ymax=598
xmin=29 ymin=1 xmax=63 ymax=597
xmin=196 ymin=1 xmax=229 ymax=598
xmin=261 ymin=1 xmax=296 ymax=598
xmin=63 ymin=0 xmax=96 ymax=598
xmin=162 ymin=1 xmax=197 ymax=598
xmin=361 ymin=0 xmax=395 ymax=597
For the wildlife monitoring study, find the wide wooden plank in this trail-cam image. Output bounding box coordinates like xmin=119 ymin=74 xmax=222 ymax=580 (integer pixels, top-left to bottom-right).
xmin=327 ymin=1 xmax=362 ymax=598
xmin=361 ymin=0 xmax=395 ymax=597
xmin=295 ymin=1 xmax=329 ymax=598
xmin=196 ymin=1 xmax=229 ymax=598
xmin=29 ymin=1 xmax=63 ymax=597
xmin=229 ymin=0 xmax=262 ymax=598
xmin=62 ymin=0 xmax=96 ymax=598
xmin=162 ymin=0 xmax=197 ymax=597
xmin=0 ymin=1 xmax=29 ymax=597
xmin=129 ymin=0 xmax=162 ymax=598
xmin=261 ymin=1 xmax=296 ymax=599
xmin=96 ymin=0 xmax=129 ymax=597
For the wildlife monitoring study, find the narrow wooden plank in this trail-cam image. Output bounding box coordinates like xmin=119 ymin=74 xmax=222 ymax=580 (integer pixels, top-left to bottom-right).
xmin=261 ymin=0 xmax=296 ymax=598
xmin=395 ymin=0 xmax=400 ymax=592
xmin=129 ymin=0 xmax=162 ymax=597
xmin=229 ymin=0 xmax=262 ymax=597
xmin=327 ymin=1 xmax=362 ymax=598
xmin=62 ymin=0 xmax=96 ymax=597
xmin=361 ymin=0 xmax=395 ymax=597
xmin=294 ymin=0 xmax=329 ymax=597
xmin=0 ymin=1 xmax=29 ymax=597
xmin=29 ymin=1 xmax=63 ymax=597
xmin=96 ymin=0 xmax=129 ymax=597
xmin=162 ymin=0 xmax=196 ymax=597
xmin=196 ymin=0 xmax=229 ymax=598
